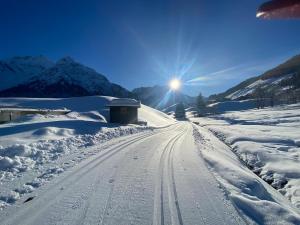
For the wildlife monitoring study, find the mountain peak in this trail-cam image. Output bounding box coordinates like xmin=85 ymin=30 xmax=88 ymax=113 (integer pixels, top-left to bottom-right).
xmin=56 ymin=56 xmax=76 ymax=65
xmin=0 ymin=55 xmax=132 ymax=98
xmin=4 ymin=55 xmax=54 ymax=67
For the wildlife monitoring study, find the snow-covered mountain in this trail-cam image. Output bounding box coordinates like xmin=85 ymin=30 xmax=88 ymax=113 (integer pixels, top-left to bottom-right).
xmin=132 ymin=85 xmax=196 ymax=111
xmin=209 ymin=54 xmax=300 ymax=102
xmin=0 ymin=56 xmax=133 ymax=98
xmin=0 ymin=56 xmax=54 ymax=90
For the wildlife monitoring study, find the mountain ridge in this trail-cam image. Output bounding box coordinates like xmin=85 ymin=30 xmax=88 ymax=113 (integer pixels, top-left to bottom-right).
xmin=0 ymin=56 xmax=54 ymax=91
xmin=209 ymin=54 xmax=300 ymax=102
xmin=0 ymin=56 xmax=133 ymax=98
xmin=132 ymin=85 xmax=196 ymax=111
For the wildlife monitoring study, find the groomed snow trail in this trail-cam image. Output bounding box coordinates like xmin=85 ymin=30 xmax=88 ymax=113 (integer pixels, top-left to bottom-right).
xmin=0 ymin=122 xmax=246 ymax=225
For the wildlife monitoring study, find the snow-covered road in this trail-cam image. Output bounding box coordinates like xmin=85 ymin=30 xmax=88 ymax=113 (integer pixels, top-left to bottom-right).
xmin=0 ymin=122 xmax=246 ymax=225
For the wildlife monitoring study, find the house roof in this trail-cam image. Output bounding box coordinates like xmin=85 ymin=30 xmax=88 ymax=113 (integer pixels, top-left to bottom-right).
xmin=107 ymin=98 xmax=141 ymax=108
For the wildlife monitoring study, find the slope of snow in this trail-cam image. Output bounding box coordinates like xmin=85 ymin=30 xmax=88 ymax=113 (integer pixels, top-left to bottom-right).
xmin=207 ymin=99 xmax=257 ymax=113
xmin=226 ymin=74 xmax=294 ymax=100
xmin=35 ymin=57 xmax=111 ymax=93
xmin=0 ymin=96 xmax=174 ymax=209
xmin=193 ymin=125 xmax=300 ymax=224
xmin=227 ymin=79 xmax=265 ymax=100
xmin=0 ymin=56 xmax=54 ymax=90
xmin=191 ymin=103 xmax=300 ymax=211
xmin=139 ymin=104 xmax=176 ymax=126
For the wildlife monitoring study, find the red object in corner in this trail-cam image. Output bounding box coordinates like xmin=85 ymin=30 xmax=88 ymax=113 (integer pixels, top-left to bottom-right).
xmin=257 ymin=0 xmax=300 ymax=19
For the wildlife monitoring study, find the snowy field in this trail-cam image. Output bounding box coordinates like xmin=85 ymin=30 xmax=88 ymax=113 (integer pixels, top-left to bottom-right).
xmin=191 ymin=104 xmax=300 ymax=211
xmin=0 ymin=96 xmax=175 ymax=209
xmin=1 ymin=97 xmax=300 ymax=224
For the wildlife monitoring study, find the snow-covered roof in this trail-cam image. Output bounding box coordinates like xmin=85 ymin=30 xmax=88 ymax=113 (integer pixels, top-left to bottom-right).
xmin=0 ymin=107 xmax=70 ymax=113
xmin=107 ymin=98 xmax=141 ymax=107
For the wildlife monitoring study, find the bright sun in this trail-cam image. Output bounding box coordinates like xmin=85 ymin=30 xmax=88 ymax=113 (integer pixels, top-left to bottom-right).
xmin=169 ymin=78 xmax=181 ymax=90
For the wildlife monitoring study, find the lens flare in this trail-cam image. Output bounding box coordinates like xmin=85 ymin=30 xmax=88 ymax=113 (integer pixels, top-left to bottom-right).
xmin=169 ymin=78 xmax=181 ymax=90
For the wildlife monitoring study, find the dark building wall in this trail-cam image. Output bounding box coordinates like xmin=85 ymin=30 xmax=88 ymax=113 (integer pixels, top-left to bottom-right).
xmin=109 ymin=106 xmax=138 ymax=124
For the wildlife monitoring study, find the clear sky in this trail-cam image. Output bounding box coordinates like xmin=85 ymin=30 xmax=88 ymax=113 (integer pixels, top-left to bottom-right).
xmin=1 ymin=0 xmax=300 ymax=96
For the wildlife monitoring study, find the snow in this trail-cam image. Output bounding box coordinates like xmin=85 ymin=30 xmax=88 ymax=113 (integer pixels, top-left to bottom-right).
xmin=36 ymin=57 xmax=111 ymax=93
xmin=0 ymin=56 xmax=132 ymax=98
xmin=226 ymin=74 xmax=294 ymax=100
xmin=207 ymin=99 xmax=257 ymax=113
xmin=0 ymin=121 xmax=299 ymax=224
xmin=107 ymin=98 xmax=141 ymax=107
xmin=139 ymin=104 xmax=176 ymax=126
xmin=0 ymin=96 xmax=174 ymax=210
xmin=0 ymin=123 xmax=247 ymax=225
xmin=192 ymin=125 xmax=300 ymax=224
xmin=4 ymin=56 xmax=53 ymax=68
xmin=1 ymin=96 xmax=299 ymax=224
xmin=191 ymin=103 xmax=300 ymax=213
xmin=0 ymin=56 xmax=54 ymax=91
xmin=0 ymin=107 xmax=69 ymax=112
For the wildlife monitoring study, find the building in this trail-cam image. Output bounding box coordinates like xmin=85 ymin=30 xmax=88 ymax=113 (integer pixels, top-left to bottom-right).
xmin=0 ymin=107 xmax=70 ymax=123
xmin=107 ymin=98 xmax=141 ymax=124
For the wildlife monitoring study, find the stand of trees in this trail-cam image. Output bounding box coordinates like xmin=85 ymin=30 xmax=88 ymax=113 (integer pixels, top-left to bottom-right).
xmin=253 ymin=86 xmax=266 ymax=109
xmin=253 ymin=72 xmax=300 ymax=108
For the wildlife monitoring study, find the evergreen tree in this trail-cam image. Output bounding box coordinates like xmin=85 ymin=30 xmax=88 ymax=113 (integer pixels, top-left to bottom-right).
xmin=196 ymin=93 xmax=206 ymax=116
xmin=175 ymin=102 xmax=186 ymax=119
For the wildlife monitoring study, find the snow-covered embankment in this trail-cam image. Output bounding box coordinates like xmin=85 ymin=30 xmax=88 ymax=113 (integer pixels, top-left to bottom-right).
xmin=191 ymin=104 xmax=300 ymax=215
xmin=0 ymin=96 xmax=175 ymax=209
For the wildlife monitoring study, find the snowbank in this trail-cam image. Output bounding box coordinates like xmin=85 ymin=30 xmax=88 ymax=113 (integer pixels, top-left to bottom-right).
xmin=193 ymin=125 xmax=300 ymax=224
xmin=191 ymin=103 xmax=300 ymax=211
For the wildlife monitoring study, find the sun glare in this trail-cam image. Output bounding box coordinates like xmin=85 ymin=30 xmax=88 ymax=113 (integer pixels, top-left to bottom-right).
xmin=169 ymin=78 xmax=181 ymax=91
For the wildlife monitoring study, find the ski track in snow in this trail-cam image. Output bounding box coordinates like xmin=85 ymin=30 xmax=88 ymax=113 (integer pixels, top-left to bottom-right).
xmin=0 ymin=122 xmax=248 ymax=225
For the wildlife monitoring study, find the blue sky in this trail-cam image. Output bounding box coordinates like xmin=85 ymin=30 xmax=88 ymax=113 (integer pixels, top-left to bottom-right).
xmin=1 ymin=0 xmax=300 ymax=96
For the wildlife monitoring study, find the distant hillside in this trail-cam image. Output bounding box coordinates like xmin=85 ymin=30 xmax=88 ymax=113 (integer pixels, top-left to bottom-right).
xmin=132 ymin=85 xmax=195 ymax=111
xmin=209 ymin=54 xmax=300 ymax=103
xmin=261 ymin=54 xmax=300 ymax=80
xmin=0 ymin=56 xmax=133 ymax=98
